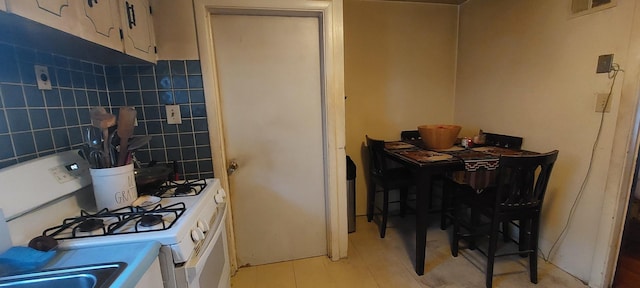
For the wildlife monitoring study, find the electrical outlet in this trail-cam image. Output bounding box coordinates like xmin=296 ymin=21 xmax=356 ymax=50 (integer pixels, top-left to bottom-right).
xmin=34 ymin=65 xmax=52 ymax=90
xmin=166 ymin=105 xmax=182 ymax=124
xmin=595 ymin=93 xmax=611 ymax=113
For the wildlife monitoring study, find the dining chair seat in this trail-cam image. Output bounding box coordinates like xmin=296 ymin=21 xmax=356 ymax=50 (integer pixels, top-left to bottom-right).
xmin=449 ymin=150 xmax=559 ymax=288
xmin=366 ymin=135 xmax=414 ymax=238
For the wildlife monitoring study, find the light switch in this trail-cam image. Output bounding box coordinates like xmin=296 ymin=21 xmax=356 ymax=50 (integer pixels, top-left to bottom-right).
xmin=166 ymin=105 xmax=182 ymax=124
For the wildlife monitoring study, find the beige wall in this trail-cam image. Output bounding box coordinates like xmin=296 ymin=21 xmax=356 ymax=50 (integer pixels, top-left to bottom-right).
xmin=344 ymin=0 xmax=459 ymax=215
xmin=455 ymin=0 xmax=638 ymax=282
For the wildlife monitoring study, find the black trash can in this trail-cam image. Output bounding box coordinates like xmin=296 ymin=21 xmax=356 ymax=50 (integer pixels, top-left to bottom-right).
xmin=347 ymin=155 xmax=356 ymax=233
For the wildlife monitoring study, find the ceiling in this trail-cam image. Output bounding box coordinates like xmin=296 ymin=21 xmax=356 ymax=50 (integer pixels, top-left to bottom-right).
xmin=382 ymin=0 xmax=467 ymax=5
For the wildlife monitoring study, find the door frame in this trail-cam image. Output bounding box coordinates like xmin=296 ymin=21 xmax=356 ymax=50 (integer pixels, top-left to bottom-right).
xmin=589 ymin=2 xmax=640 ymax=287
xmin=193 ymin=0 xmax=346 ymax=273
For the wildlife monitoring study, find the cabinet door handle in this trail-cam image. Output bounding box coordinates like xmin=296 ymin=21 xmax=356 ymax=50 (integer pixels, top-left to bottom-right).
xmin=126 ymin=1 xmax=136 ymax=29
xmin=88 ymin=0 xmax=98 ymax=8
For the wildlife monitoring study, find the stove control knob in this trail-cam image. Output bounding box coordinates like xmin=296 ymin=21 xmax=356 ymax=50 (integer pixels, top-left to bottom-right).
xmin=197 ymin=220 xmax=210 ymax=232
xmin=214 ymin=193 xmax=225 ymax=204
xmin=191 ymin=228 xmax=205 ymax=242
xmin=217 ymin=188 xmax=227 ymax=198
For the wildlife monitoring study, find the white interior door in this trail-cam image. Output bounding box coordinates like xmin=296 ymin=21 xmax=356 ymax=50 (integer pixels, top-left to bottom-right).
xmin=210 ymin=13 xmax=326 ymax=266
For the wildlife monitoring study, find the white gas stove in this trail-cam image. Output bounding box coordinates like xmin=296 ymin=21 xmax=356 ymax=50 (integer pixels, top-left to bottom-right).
xmin=0 ymin=151 xmax=230 ymax=288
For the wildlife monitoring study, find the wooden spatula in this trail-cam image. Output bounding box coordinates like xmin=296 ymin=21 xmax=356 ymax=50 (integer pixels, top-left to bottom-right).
xmin=90 ymin=107 xmax=117 ymax=168
xmin=116 ymin=107 xmax=137 ymax=166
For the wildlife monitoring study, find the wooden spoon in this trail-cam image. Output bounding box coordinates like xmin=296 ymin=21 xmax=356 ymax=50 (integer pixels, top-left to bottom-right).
xmin=89 ymin=107 xmax=116 ymax=168
xmin=116 ymin=107 xmax=137 ymax=166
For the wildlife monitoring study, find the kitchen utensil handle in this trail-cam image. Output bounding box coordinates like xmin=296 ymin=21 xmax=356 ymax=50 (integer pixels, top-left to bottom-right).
xmin=111 ymin=145 xmax=118 ymax=168
xmin=102 ymin=129 xmax=110 ymax=168
xmin=117 ymin=139 xmax=128 ymax=166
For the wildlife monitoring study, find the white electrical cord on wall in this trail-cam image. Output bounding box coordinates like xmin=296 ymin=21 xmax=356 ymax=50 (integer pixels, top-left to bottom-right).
xmin=541 ymin=63 xmax=623 ymax=262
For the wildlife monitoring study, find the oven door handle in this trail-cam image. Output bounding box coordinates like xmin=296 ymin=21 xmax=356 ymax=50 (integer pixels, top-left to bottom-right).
xmin=184 ymin=213 xmax=225 ymax=283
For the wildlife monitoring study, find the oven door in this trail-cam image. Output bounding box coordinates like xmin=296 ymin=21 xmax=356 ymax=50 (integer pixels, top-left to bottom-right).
xmin=176 ymin=204 xmax=230 ymax=288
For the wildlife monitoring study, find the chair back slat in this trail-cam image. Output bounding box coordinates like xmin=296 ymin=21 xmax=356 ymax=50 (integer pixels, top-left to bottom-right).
xmin=366 ymin=136 xmax=388 ymax=177
xmin=401 ymin=130 xmax=421 ymax=141
xmin=494 ymin=150 xmax=559 ymax=211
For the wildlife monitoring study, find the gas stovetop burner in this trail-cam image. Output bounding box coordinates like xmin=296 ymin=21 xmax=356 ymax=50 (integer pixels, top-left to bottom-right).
xmin=155 ymin=179 xmax=208 ymax=198
xmin=77 ymin=218 xmax=104 ymax=232
xmin=174 ymin=185 xmax=192 ymax=195
xmin=42 ymin=202 xmax=187 ymax=240
xmin=139 ymin=214 xmax=163 ymax=227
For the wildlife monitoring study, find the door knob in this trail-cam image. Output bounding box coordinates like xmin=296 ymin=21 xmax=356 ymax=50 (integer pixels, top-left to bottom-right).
xmin=227 ymin=161 xmax=239 ymax=175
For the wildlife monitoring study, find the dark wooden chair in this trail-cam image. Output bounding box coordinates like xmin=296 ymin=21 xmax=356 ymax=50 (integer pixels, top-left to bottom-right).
xmin=450 ymin=150 xmax=559 ymax=288
xmin=440 ymin=132 xmax=523 ymax=230
xmin=400 ymin=130 xmax=450 ymax=217
xmin=400 ymin=130 xmax=421 ymax=141
xmin=366 ymin=135 xmax=414 ymax=238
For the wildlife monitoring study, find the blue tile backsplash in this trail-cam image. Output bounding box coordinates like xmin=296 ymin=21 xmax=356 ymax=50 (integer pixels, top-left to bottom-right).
xmin=0 ymin=41 xmax=213 ymax=180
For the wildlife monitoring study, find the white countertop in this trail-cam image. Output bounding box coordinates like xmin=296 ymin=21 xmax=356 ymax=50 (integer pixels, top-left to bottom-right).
xmin=43 ymin=241 xmax=161 ymax=287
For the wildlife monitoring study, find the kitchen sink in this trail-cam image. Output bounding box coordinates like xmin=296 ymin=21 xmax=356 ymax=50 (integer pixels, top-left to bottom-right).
xmin=0 ymin=262 xmax=126 ymax=288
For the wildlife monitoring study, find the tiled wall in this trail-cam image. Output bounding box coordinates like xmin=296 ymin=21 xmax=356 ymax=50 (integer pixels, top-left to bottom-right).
xmin=0 ymin=41 xmax=213 ymax=179
xmin=104 ymin=61 xmax=213 ymax=179
xmin=0 ymin=41 xmax=108 ymax=168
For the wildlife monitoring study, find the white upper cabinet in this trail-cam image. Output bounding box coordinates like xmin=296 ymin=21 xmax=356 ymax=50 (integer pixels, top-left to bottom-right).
xmin=119 ymin=0 xmax=156 ymax=63
xmin=5 ymin=1 xmax=79 ymax=33
xmin=77 ymin=0 xmax=123 ymax=51
xmin=151 ymin=0 xmax=198 ymax=60
xmin=4 ymin=0 xmax=157 ymax=63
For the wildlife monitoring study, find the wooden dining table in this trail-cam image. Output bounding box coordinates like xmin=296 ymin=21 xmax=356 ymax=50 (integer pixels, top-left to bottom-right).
xmin=383 ymin=140 xmax=536 ymax=275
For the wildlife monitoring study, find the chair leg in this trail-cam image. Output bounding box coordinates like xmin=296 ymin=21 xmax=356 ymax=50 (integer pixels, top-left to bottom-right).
xmin=380 ymin=188 xmax=390 ymax=238
xmin=502 ymin=221 xmax=510 ymax=242
xmin=400 ymin=188 xmax=408 ymax=218
xmin=519 ymin=218 xmax=531 ymax=258
xmin=469 ymin=205 xmax=479 ymax=250
xmin=529 ymin=217 xmax=540 ymax=284
xmin=367 ymin=180 xmax=375 ymax=222
xmin=486 ymin=219 xmax=501 ymax=288
xmin=440 ymin=179 xmax=452 ymax=230
xmin=451 ymin=198 xmax=460 ymax=257
xmin=428 ymin=179 xmax=435 ymax=210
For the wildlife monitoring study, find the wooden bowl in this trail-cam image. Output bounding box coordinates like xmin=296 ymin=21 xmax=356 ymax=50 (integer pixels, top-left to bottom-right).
xmin=417 ymin=125 xmax=462 ymax=149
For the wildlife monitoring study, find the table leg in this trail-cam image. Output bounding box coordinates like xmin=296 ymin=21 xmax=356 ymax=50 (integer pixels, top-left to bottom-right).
xmin=415 ymin=170 xmax=432 ymax=275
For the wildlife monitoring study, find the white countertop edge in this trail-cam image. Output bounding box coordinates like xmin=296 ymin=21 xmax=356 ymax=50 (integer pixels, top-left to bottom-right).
xmin=46 ymin=241 xmax=161 ymax=288
xmin=108 ymin=241 xmax=161 ymax=288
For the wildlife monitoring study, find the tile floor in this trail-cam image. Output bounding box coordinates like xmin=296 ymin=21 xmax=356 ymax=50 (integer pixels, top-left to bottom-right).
xmin=230 ymin=215 xmax=587 ymax=288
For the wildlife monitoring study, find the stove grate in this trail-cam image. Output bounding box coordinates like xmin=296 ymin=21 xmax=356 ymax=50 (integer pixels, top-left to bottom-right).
xmin=155 ymin=179 xmax=208 ymax=198
xmin=42 ymin=202 xmax=186 ymax=240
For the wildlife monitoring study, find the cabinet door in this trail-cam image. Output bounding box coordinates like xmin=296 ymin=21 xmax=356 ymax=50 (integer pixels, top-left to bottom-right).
xmin=134 ymin=258 xmax=163 ymax=288
xmin=77 ymin=0 xmax=123 ymax=51
xmin=119 ymin=0 xmax=156 ymax=63
xmin=5 ymin=0 xmax=80 ymax=34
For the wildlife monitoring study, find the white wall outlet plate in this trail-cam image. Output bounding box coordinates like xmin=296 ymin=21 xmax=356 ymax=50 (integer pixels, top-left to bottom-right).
xmin=166 ymin=105 xmax=182 ymax=124
xmin=595 ymin=93 xmax=611 ymax=113
xmin=34 ymin=65 xmax=52 ymax=90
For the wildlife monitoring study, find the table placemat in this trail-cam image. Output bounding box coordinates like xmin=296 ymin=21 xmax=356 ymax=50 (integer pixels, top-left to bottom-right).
xmin=385 ymin=141 xmax=416 ymax=150
xmin=397 ymin=150 xmax=453 ymax=162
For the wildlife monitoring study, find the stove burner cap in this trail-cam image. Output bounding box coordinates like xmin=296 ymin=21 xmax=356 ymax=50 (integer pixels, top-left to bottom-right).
xmin=78 ymin=218 xmax=104 ymax=232
xmin=174 ymin=185 xmax=193 ymax=195
xmin=140 ymin=214 xmax=164 ymax=227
